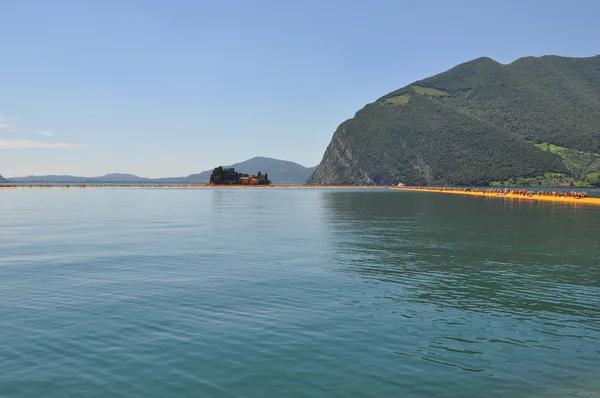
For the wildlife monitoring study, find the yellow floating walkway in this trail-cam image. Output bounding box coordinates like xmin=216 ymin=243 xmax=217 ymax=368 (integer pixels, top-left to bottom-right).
xmin=391 ymin=187 xmax=600 ymax=206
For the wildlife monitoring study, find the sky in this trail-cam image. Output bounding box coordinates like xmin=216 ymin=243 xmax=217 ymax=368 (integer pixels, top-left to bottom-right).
xmin=1 ymin=0 xmax=599 ymax=178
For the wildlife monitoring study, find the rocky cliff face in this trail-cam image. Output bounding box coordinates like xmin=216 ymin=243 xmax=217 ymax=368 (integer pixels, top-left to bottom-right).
xmin=307 ymin=126 xmax=373 ymax=185
xmin=308 ymin=55 xmax=600 ymax=186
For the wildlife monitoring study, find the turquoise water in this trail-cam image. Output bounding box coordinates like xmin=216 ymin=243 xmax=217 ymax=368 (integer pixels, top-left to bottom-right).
xmin=1 ymin=189 xmax=599 ymax=397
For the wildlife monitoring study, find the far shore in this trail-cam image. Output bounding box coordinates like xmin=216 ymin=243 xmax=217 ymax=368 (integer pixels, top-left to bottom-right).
xmin=0 ymin=184 xmax=388 ymax=190
xmin=2 ymin=183 xmax=599 ymax=206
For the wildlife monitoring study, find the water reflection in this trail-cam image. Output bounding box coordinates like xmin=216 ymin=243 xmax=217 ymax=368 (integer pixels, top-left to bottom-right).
xmin=321 ymin=190 xmax=600 ymax=393
xmin=322 ymin=191 xmax=600 ymax=315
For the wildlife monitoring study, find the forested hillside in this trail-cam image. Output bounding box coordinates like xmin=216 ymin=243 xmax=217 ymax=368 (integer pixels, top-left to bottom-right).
xmin=309 ymin=55 xmax=600 ymax=186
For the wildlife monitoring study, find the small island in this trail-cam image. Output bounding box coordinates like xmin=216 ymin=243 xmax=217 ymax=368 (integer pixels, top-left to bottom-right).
xmin=208 ymin=166 xmax=271 ymax=186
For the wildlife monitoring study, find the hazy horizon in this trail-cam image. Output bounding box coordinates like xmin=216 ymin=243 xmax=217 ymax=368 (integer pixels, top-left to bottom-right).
xmin=1 ymin=0 xmax=599 ymax=178
xmin=3 ymin=156 xmax=317 ymax=179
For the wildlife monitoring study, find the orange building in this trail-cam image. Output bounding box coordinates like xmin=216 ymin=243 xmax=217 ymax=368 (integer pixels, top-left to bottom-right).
xmin=239 ymin=176 xmax=260 ymax=185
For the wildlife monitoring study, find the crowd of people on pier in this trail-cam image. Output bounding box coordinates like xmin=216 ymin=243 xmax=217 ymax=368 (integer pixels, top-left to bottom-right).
xmin=405 ymin=186 xmax=590 ymax=199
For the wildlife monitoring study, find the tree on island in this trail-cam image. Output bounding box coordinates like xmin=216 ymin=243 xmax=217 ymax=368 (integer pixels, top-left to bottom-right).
xmin=209 ymin=166 xmax=241 ymax=185
xmin=209 ymin=166 xmax=272 ymax=185
xmin=256 ymin=170 xmax=271 ymax=185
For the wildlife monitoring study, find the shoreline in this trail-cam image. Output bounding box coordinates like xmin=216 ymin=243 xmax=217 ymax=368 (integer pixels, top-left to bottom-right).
xmin=0 ymin=184 xmax=388 ymax=190
xmin=391 ymin=187 xmax=600 ymax=206
xmin=2 ymin=184 xmax=599 ymax=206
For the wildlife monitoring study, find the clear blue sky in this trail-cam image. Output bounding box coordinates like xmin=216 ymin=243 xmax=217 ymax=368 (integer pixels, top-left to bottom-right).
xmin=1 ymin=0 xmax=598 ymax=177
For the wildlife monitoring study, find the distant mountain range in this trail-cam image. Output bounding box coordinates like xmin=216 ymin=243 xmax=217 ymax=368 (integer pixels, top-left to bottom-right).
xmin=10 ymin=173 xmax=153 ymax=183
xmin=0 ymin=174 xmax=8 ymax=183
xmin=7 ymin=157 xmax=316 ymax=185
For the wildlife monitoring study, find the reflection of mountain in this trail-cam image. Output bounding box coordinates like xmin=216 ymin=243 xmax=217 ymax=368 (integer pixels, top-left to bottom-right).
xmin=320 ymin=190 xmax=600 ymax=384
xmin=321 ymin=191 xmax=600 ymax=318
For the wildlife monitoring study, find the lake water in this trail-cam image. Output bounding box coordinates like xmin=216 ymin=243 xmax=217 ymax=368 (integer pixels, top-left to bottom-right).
xmin=1 ymin=189 xmax=599 ymax=397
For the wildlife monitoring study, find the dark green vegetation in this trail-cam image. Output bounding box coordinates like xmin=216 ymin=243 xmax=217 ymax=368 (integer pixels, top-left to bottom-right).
xmin=490 ymin=143 xmax=600 ymax=186
xmin=309 ymin=55 xmax=600 ymax=186
xmin=209 ymin=166 xmax=271 ymax=185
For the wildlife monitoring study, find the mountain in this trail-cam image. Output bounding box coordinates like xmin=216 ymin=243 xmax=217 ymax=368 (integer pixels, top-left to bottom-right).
xmin=309 ymin=55 xmax=600 ymax=187
xmin=0 ymin=174 xmax=8 ymax=183
xmin=11 ymin=174 xmax=150 ymax=183
xmin=90 ymin=174 xmax=151 ymax=182
xmin=185 ymin=157 xmax=316 ymax=184
xmin=11 ymin=175 xmax=88 ymax=182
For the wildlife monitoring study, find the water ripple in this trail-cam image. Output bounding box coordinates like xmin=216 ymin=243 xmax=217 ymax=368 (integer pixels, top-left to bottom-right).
xmin=1 ymin=189 xmax=599 ymax=397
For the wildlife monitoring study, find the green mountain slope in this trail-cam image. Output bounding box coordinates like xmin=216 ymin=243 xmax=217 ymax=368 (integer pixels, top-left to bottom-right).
xmin=309 ymin=55 xmax=600 ymax=186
